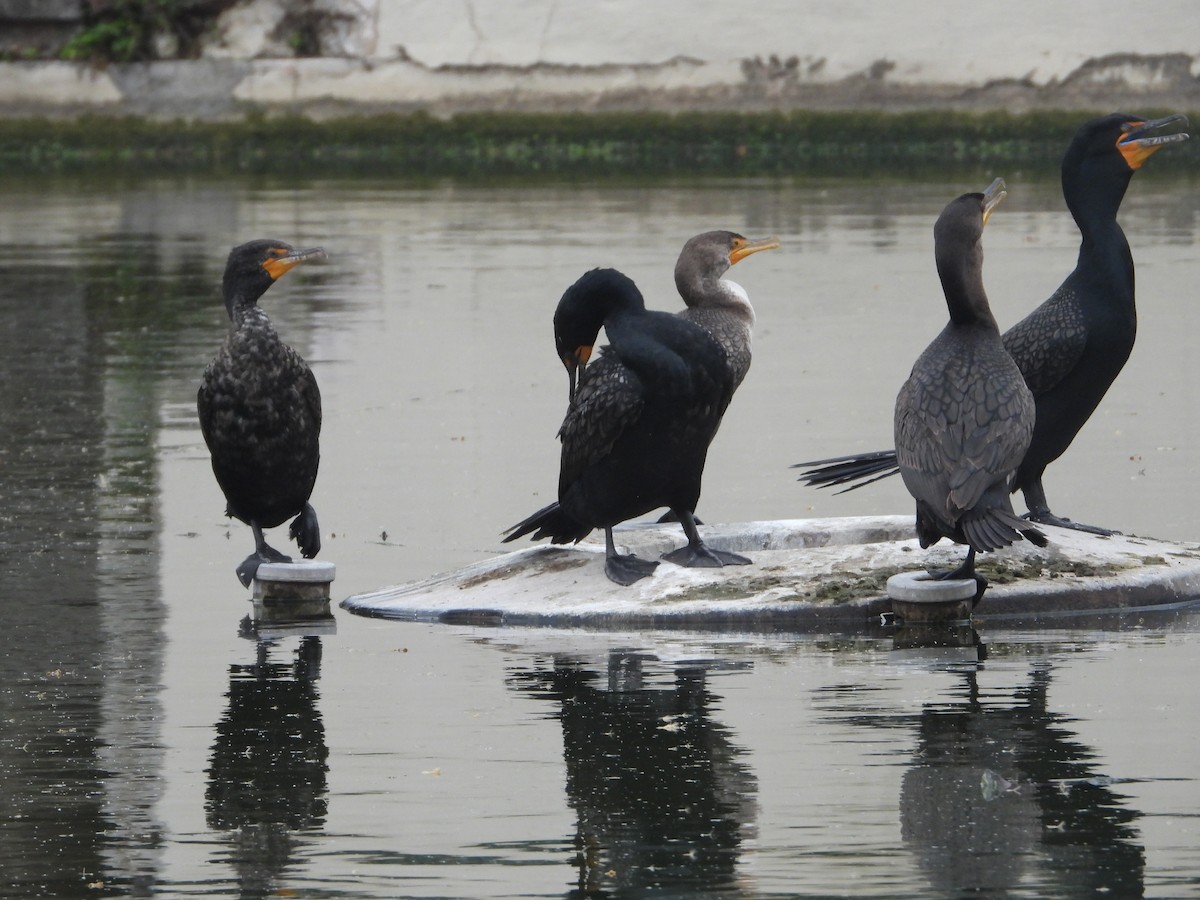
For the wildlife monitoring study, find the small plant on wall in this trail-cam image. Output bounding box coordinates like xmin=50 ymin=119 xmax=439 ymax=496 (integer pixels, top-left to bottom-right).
xmin=60 ymin=0 xmax=237 ymax=62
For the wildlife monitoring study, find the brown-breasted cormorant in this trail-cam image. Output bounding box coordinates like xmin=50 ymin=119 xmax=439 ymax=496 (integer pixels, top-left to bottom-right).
xmin=197 ymin=239 xmax=327 ymax=587
xmin=796 ymin=113 xmax=1189 ymax=534
xmin=895 ymin=179 xmax=1047 ymax=597
xmin=505 ymin=232 xmax=778 ymax=585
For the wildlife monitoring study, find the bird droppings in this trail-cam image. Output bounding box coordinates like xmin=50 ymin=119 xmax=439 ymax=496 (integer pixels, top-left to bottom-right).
xmin=343 ymin=516 xmax=1200 ymax=630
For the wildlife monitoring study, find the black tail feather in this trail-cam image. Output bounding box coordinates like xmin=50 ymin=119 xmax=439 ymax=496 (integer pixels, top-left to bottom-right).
xmin=793 ymin=449 xmax=900 ymax=493
xmin=962 ymin=507 xmax=1048 ymax=553
xmin=502 ymin=502 xmax=590 ymax=545
xmin=1021 ymin=524 xmax=1049 ymax=548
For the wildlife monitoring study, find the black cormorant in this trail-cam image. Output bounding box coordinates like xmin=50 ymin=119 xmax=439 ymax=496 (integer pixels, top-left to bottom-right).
xmin=197 ymin=239 xmax=327 ymax=587
xmin=505 ymin=232 xmax=777 ymax=585
xmin=797 ymin=113 xmax=1189 ymax=535
xmin=894 ymin=179 xmax=1047 ymax=597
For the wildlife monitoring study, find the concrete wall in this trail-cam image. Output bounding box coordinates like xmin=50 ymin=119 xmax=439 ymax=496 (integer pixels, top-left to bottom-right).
xmin=1 ymin=0 xmax=1197 ymax=119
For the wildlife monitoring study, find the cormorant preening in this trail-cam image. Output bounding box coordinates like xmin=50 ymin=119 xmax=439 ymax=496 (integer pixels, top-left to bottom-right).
xmin=198 ymin=239 xmax=327 ymax=587
xmin=797 ymin=113 xmax=1189 ymax=534
xmin=553 ymin=231 xmax=779 ymax=402
xmin=505 ymin=232 xmax=778 ymax=585
xmin=894 ymin=180 xmax=1046 ymax=598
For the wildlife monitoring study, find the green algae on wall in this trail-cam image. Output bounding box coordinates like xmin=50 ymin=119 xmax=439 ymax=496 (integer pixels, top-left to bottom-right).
xmin=2 ymin=110 xmax=1196 ymax=176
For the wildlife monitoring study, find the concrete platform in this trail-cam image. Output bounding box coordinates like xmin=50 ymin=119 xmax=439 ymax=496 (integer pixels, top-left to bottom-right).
xmin=340 ymin=516 xmax=1200 ymax=630
xmin=250 ymin=559 xmax=337 ymax=626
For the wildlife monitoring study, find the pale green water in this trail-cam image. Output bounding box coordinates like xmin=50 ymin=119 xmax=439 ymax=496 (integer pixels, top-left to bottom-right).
xmin=1 ymin=173 xmax=1198 ymax=897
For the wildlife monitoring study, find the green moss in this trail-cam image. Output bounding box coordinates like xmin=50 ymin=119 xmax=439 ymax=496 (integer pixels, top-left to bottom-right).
xmin=2 ymin=109 xmax=1197 ymax=177
xmin=610 ymin=542 xmax=1186 ymax=608
xmin=679 ymin=567 xmax=902 ymax=606
xmin=808 ymin=573 xmax=897 ymax=603
xmin=976 ymin=556 xmax=1131 ymax=585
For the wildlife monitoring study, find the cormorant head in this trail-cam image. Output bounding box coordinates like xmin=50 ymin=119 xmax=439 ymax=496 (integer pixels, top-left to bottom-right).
xmin=934 ymin=178 xmax=1006 ymax=324
xmin=553 ymin=267 xmax=644 ymax=401
xmin=1061 ymin=112 xmax=1188 ymax=194
xmin=935 ymin=177 xmax=1006 ymax=256
xmin=222 ymin=239 xmax=327 ymax=318
xmin=1057 ymin=113 xmax=1187 ymax=226
xmin=674 ymin=231 xmax=780 ymax=295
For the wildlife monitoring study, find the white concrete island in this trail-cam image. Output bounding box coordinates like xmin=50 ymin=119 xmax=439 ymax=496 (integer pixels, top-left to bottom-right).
xmin=341 ymin=516 xmax=1200 ymax=630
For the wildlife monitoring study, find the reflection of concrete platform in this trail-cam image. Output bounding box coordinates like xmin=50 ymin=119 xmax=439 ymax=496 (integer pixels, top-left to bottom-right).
xmin=340 ymin=516 xmax=1200 ymax=629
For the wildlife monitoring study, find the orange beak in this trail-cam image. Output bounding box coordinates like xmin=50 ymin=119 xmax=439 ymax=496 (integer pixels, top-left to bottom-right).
xmin=262 ymin=246 xmax=327 ymax=280
xmin=1117 ymin=114 xmax=1189 ymax=170
xmin=561 ymin=344 xmax=593 ymax=401
xmin=729 ymin=235 xmax=781 ymax=265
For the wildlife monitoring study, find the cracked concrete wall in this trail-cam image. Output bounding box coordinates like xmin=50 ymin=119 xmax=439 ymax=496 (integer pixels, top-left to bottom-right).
xmin=373 ymin=0 xmax=1198 ymax=83
xmin=1 ymin=0 xmax=1198 ymax=118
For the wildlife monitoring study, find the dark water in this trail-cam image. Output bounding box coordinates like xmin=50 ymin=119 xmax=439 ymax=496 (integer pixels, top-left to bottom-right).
xmin=1 ymin=172 xmax=1198 ymax=897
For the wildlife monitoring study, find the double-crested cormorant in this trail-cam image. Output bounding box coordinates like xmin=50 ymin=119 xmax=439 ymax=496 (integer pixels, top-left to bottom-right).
xmin=553 ymin=231 xmax=779 ymax=401
xmin=894 ymin=179 xmax=1047 ymax=596
xmin=797 ymin=113 xmax=1189 ymax=534
xmin=505 ymin=232 xmax=777 ymax=585
xmin=197 ymin=239 xmax=327 ymax=587
xmin=674 ymin=230 xmax=779 ymax=392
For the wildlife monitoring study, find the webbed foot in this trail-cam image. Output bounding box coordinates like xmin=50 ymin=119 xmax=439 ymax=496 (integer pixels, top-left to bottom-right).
xmin=604 ymin=553 xmax=660 ymax=586
xmin=1020 ymin=483 xmax=1118 ymax=536
xmin=236 ymin=546 xmax=292 ymax=587
xmin=236 ymin=557 xmax=259 ymax=588
xmin=289 ymin=503 xmax=322 ymax=558
xmin=1024 ymin=508 xmax=1117 ymax=536
xmin=662 ymin=543 xmax=752 ymax=568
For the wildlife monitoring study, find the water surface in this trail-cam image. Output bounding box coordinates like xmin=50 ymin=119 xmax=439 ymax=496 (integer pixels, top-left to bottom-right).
xmin=1 ymin=172 xmax=1198 ymax=897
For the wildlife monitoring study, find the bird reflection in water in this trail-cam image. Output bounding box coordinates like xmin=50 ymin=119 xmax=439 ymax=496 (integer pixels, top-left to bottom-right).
xmin=205 ymin=635 xmax=329 ymax=896
xmin=893 ymin=663 xmax=1145 ymax=895
xmin=510 ymin=653 xmax=756 ymax=895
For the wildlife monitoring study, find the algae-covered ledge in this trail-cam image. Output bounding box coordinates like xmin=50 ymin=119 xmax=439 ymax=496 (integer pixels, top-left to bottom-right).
xmin=8 ymin=109 xmax=1200 ymax=177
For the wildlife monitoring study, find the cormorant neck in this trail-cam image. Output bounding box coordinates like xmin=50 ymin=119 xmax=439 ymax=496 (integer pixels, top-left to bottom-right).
xmin=676 ymin=271 xmax=756 ymax=326
xmin=1073 ymin=221 xmax=1136 ymax=319
xmin=1064 ymin=160 xmax=1132 ymax=241
xmin=1069 ymin=172 xmax=1134 ymax=300
xmin=937 ymin=245 xmax=996 ymax=329
xmin=222 ymin=266 xmax=272 ymax=322
xmin=225 ymin=290 xmax=270 ymax=328
xmin=1060 ymin=138 xmax=1137 ymax=305
xmin=1078 ymin=217 xmax=1133 ymax=272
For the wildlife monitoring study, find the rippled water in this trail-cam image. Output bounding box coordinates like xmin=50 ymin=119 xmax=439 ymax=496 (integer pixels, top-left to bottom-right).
xmin=1 ymin=171 xmax=1198 ymax=897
